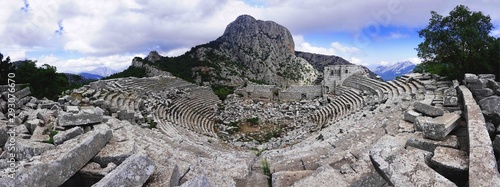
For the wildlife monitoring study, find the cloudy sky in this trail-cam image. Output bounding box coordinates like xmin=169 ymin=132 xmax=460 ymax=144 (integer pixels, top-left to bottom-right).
xmin=1 ymin=0 xmax=500 ymax=73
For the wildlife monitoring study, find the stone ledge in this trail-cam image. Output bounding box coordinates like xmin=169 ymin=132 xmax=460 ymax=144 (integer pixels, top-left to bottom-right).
xmin=458 ymin=85 xmax=500 ymax=186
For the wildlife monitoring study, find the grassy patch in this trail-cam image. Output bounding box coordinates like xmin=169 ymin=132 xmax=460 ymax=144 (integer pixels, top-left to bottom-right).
xmin=211 ymin=85 xmax=234 ymax=101
xmin=147 ymin=119 xmax=157 ymax=129
xmin=246 ymin=117 xmax=259 ymax=125
xmin=261 ymin=159 xmax=272 ymax=187
xmin=44 ymin=130 xmax=59 ymax=144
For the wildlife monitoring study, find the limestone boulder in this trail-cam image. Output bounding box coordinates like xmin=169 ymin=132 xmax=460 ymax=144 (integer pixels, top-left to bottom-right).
xmin=404 ymin=109 xmax=421 ymax=123
xmin=272 ymin=170 xmax=314 ymax=187
xmin=421 ymin=113 xmax=461 ymax=140
xmin=92 ymin=152 xmax=156 ymax=187
xmin=180 ymin=175 xmax=213 ymax=187
xmin=0 ymin=124 xmax=112 ymax=186
xmin=291 ymin=165 xmax=348 ymax=187
xmin=0 ymin=121 xmax=8 ymax=147
xmin=406 ymin=133 xmax=459 ymax=152
xmin=471 ymin=88 xmax=494 ymax=101
xmin=413 ymin=101 xmax=445 ymax=117
xmin=53 ymin=126 xmax=84 ymax=145
xmin=369 ymin=135 xmax=455 ymax=187
xmin=3 ymin=138 xmax=55 ymax=160
xmin=58 ymin=106 xmax=104 ymax=127
xmin=430 ymin=146 xmax=468 ymax=183
xmin=479 ymin=96 xmax=500 ymax=124
xmin=92 ymin=140 xmax=137 ymax=166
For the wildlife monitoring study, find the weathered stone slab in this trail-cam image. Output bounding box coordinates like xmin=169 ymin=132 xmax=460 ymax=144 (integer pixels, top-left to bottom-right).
xmin=25 ymin=119 xmax=39 ymax=134
xmin=493 ymin=135 xmax=500 ymax=155
xmin=471 ymin=88 xmax=494 ymax=100
xmin=458 ymin=85 xmax=500 ymax=186
xmin=272 ymin=170 xmax=314 ymax=187
xmin=0 ymin=124 xmax=112 ymax=187
xmin=30 ymin=125 xmax=49 ymax=142
xmin=36 ymin=111 xmax=51 ymax=124
xmin=271 ymin=154 xmax=320 ymax=172
xmin=421 ymin=113 xmax=461 ymax=140
xmin=180 ymin=175 xmax=213 ymax=187
xmin=242 ymin=171 xmax=268 ymax=187
xmin=0 ymin=121 xmax=8 ymax=147
xmin=430 ymin=146 xmax=468 ymax=181
xmin=39 ymin=102 xmax=59 ymax=109
xmin=479 ymin=96 xmax=500 ymax=124
xmin=90 ymin=81 xmax=106 ymax=90
xmin=414 ymin=116 xmax=432 ymax=131
xmin=478 ymin=74 xmax=496 ymax=80
xmin=406 ymin=133 xmax=459 ymax=152
xmin=92 ymin=140 xmax=137 ymax=166
xmin=65 ymin=106 xmax=79 ymax=114
xmin=92 ymin=152 xmax=155 ymax=187
xmin=79 ymin=161 xmax=117 ymax=177
xmin=404 ymin=109 xmax=421 ymax=123
xmin=444 ymin=96 xmax=458 ymax=106
xmin=3 ymin=138 xmax=55 ymax=160
xmin=413 ymin=101 xmax=445 ymax=117
xmin=291 ymin=165 xmax=348 ymax=187
xmin=369 ymin=135 xmax=455 ymax=187
xmin=53 ymin=126 xmax=84 ymax=145
xmin=58 ymin=106 xmax=104 ymax=127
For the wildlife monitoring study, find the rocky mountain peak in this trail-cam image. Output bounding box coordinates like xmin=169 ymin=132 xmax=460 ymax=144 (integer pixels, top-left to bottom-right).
xmin=146 ymin=51 xmax=162 ymax=63
xmin=218 ymin=14 xmax=295 ymax=55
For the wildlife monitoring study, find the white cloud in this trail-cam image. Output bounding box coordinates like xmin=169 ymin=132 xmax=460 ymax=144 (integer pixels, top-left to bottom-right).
xmin=378 ymin=57 xmax=422 ymax=66
xmin=5 ymin=49 xmax=27 ymax=61
xmin=165 ymin=48 xmax=190 ymax=57
xmin=407 ymin=57 xmax=422 ymax=64
xmin=385 ymin=32 xmax=409 ymax=40
xmin=37 ymin=54 xmax=142 ymax=73
xmin=491 ymin=29 xmax=500 ymax=37
xmin=294 ymin=35 xmax=360 ymax=56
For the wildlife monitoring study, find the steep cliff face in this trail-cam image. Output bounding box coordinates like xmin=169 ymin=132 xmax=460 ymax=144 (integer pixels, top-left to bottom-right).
xmin=295 ymin=51 xmax=351 ymax=71
xmin=296 ymin=51 xmax=378 ymax=78
xmin=189 ymin=15 xmax=318 ymax=87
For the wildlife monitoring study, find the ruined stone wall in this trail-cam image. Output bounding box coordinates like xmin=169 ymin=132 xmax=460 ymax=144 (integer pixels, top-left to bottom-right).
xmin=323 ymin=65 xmax=366 ymax=94
xmin=234 ymin=84 xmax=277 ymax=101
xmin=279 ymin=85 xmax=322 ymax=101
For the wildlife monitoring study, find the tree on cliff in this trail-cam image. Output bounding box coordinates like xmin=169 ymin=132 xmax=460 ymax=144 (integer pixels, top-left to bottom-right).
xmin=15 ymin=60 xmax=70 ymax=100
xmin=0 ymin=53 xmax=14 ymax=84
xmin=415 ymin=5 xmax=500 ymax=80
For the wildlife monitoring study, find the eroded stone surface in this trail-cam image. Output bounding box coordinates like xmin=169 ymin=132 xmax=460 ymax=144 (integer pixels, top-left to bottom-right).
xmin=369 ymin=135 xmax=455 ymax=187
xmin=58 ymin=106 xmax=104 ymax=127
xmin=414 ymin=101 xmax=445 ymax=117
xmin=404 ymin=109 xmax=421 ymax=123
xmin=272 ymin=170 xmax=314 ymax=187
xmin=53 ymin=126 xmax=84 ymax=145
xmin=430 ymin=146 xmax=468 ymax=178
xmin=0 ymin=124 xmax=112 ymax=187
xmin=92 ymin=152 xmax=155 ymax=187
xmin=406 ymin=133 xmax=459 ymax=152
xmin=421 ymin=113 xmax=461 ymax=140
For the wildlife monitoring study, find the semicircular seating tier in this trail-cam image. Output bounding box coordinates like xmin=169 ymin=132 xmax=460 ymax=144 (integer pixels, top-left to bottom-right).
xmin=81 ymin=76 xmax=221 ymax=138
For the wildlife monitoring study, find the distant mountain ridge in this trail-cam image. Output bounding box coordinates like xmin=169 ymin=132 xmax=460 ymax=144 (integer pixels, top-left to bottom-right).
xmin=85 ymin=66 xmax=118 ymax=77
xmin=372 ymin=61 xmax=416 ymax=81
xmin=78 ymin=73 xmax=103 ymax=80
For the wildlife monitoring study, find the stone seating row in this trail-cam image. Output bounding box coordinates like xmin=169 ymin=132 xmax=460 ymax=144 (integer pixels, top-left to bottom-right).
xmin=151 ymin=87 xmax=220 ymax=137
xmin=311 ymin=87 xmax=364 ymax=125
